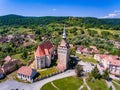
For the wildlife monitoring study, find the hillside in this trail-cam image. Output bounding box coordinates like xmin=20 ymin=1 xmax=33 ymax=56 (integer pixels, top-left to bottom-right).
xmin=0 ymin=14 xmax=120 ymax=30
xmin=0 ymin=14 xmax=120 ymax=64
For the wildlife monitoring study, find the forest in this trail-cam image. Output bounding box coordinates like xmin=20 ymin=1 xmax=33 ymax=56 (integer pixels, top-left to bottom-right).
xmin=0 ymin=14 xmax=120 ymax=30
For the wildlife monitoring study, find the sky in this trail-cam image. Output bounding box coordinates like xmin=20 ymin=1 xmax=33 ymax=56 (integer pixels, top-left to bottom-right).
xmin=0 ymin=0 xmax=120 ymax=18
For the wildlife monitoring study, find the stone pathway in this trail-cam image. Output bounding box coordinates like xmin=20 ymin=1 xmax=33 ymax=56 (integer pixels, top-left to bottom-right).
xmin=78 ymin=78 xmax=91 ymax=90
xmin=83 ymin=78 xmax=91 ymax=90
xmin=78 ymin=85 xmax=84 ymax=90
xmin=51 ymin=82 xmax=60 ymax=90
xmin=106 ymin=80 xmax=116 ymax=90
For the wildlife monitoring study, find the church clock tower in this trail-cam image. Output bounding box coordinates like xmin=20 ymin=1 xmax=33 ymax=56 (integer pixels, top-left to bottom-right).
xmin=57 ymin=25 xmax=70 ymax=70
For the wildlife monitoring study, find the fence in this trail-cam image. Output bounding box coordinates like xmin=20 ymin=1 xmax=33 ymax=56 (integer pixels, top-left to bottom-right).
xmin=33 ymin=70 xmax=66 ymax=82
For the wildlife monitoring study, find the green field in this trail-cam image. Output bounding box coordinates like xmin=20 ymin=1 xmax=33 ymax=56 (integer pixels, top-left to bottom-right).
xmin=87 ymin=79 xmax=109 ymax=90
xmin=40 ymin=82 xmax=57 ymax=90
xmin=89 ymin=28 xmax=120 ymax=35
xmin=76 ymin=53 xmax=97 ymax=64
xmin=38 ymin=66 xmax=58 ymax=78
xmin=82 ymin=85 xmax=88 ymax=90
xmin=41 ymin=76 xmax=83 ymax=90
xmin=12 ymin=51 xmax=34 ymax=64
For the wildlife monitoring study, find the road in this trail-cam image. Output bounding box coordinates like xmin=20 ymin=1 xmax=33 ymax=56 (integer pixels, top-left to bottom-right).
xmin=0 ymin=70 xmax=75 ymax=90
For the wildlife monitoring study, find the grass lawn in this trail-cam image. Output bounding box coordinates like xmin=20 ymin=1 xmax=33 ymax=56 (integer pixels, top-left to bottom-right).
xmin=12 ymin=52 xmax=34 ymax=65
xmin=76 ymin=53 xmax=97 ymax=64
xmin=12 ymin=53 xmax=27 ymax=64
xmin=89 ymin=28 xmax=120 ymax=35
xmin=87 ymin=79 xmax=109 ymax=90
xmin=41 ymin=76 xmax=83 ymax=90
xmin=112 ymin=82 xmax=120 ymax=90
xmin=82 ymin=85 xmax=88 ymax=90
xmin=53 ymin=76 xmax=83 ymax=90
xmin=41 ymin=82 xmax=57 ymax=90
xmin=37 ymin=66 xmax=58 ymax=78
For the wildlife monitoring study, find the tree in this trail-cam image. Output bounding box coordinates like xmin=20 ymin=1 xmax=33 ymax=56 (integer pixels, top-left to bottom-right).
xmin=21 ymin=51 xmax=28 ymax=59
xmin=91 ymin=66 xmax=101 ymax=79
xmin=70 ymin=48 xmax=76 ymax=55
xmin=102 ymin=69 xmax=110 ymax=80
xmin=68 ymin=57 xmax=77 ymax=69
xmin=14 ymin=64 xmax=19 ymax=70
xmin=75 ymin=65 xmax=83 ymax=77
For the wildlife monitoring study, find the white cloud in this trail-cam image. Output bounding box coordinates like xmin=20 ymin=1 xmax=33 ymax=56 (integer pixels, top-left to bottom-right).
xmin=101 ymin=10 xmax=120 ymax=18
xmin=103 ymin=13 xmax=117 ymax=18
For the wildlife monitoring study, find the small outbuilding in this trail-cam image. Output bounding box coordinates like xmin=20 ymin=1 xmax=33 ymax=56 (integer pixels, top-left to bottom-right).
xmin=17 ymin=66 xmax=37 ymax=82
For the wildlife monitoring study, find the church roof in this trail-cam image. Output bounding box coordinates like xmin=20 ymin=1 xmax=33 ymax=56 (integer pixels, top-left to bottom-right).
xmin=35 ymin=41 xmax=54 ymax=57
xmin=60 ymin=39 xmax=67 ymax=47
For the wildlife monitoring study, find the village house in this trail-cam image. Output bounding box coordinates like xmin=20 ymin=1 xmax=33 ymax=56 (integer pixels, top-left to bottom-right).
xmin=109 ymin=40 xmax=120 ymax=49
xmin=76 ymin=46 xmax=99 ymax=55
xmin=2 ymin=59 xmax=22 ymax=74
xmin=34 ymin=41 xmax=54 ymax=69
xmin=6 ymin=35 xmax=14 ymax=42
xmin=4 ymin=56 xmax=12 ymax=63
xmin=0 ymin=36 xmax=7 ymax=43
xmin=94 ymin=54 xmax=120 ymax=75
xmin=26 ymin=34 xmax=35 ymax=39
xmin=17 ymin=66 xmax=37 ymax=82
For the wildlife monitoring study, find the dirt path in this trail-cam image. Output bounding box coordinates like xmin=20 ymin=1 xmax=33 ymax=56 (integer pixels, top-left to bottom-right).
xmin=78 ymin=78 xmax=91 ymax=90
xmin=78 ymin=84 xmax=84 ymax=90
xmin=106 ymin=80 xmax=116 ymax=90
xmin=51 ymin=82 xmax=60 ymax=90
xmin=83 ymin=78 xmax=91 ymax=90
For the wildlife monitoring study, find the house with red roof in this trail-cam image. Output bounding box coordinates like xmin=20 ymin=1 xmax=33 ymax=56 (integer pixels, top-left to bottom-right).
xmin=4 ymin=56 xmax=12 ymax=63
xmin=76 ymin=46 xmax=99 ymax=55
xmin=17 ymin=66 xmax=37 ymax=82
xmin=34 ymin=41 xmax=54 ymax=69
xmin=94 ymin=54 xmax=120 ymax=75
xmin=2 ymin=60 xmax=22 ymax=74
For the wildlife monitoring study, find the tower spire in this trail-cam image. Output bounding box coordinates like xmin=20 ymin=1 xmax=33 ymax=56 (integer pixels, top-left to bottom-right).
xmin=62 ymin=24 xmax=66 ymax=39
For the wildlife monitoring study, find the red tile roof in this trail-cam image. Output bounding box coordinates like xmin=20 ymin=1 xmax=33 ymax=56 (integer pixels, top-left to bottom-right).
xmin=2 ymin=60 xmax=22 ymax=74
xmin=17 ymin=66 xmax=35 ymax=76
xmin=77 ymin=46 xmax=84 ymax=51
xmin=96 ymin=54 xmax=120 ymax=66
xmin=35 ymin=41 xmax=54 ymax=57
xmin=60 ymin=39 xmax=67 ymax=47
xmin=77 ymin=46 xmax=99 ymax=54
xmin=4 ymin=56 xmax=12 ymax=62
xmin=90 ymin=46 xmax=97 ymax=50
xmin=82 ymin=48 xmax=90 ymax=53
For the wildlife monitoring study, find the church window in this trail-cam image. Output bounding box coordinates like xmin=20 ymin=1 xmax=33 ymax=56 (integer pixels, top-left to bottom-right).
xmin=41 ymin=60 xmax=43 ymax=64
